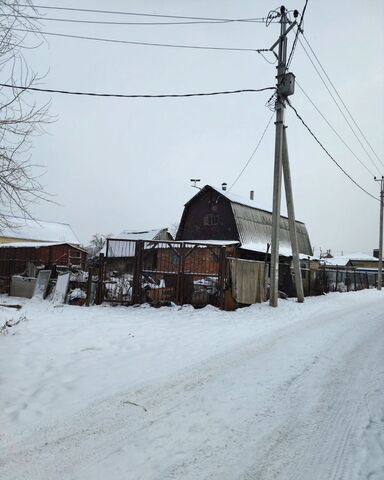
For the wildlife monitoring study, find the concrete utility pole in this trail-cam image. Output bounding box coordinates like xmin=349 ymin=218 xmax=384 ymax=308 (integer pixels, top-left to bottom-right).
xmin=374 ymin=176 xmax=384 ymax=290
xmin=269 ymin=6 xmax=298 ymax=307
xmin=282 ymin=128 xmax=304 ymax=302
xmin=269 ymin=6 xmax=288 ymax=307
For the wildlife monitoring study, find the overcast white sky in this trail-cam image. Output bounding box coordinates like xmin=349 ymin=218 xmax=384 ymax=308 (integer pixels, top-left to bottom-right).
xmin=21 ymin=0 xmax=384 ymax=255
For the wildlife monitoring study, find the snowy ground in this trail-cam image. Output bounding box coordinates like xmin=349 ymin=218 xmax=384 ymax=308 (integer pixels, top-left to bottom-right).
xmin=1 ymin=290 xmax=383 ymax=480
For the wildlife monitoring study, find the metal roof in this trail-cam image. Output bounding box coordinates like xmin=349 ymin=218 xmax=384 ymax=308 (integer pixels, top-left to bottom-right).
xmin=182 ymin=186 xmax=312 ymax=256
xmin=101 ymin=228 xmax=171 ymax=257
xmin=231 ymin=202 xmax=312 ymax=256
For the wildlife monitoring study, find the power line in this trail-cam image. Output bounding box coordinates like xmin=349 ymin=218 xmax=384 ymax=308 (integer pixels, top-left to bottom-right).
xmin=300 ymin=33 xmax=384 ymax=170
xmin=296 ymin=81 xmax=375 ymax=178
xmin=228 ymin=113 xmax=274 ymax=191
xmin=18 ymin=4 xmax=267 ymax=23
xmin=0 ymin=83 xmax=275 ymax=99
xmin=13 ymin=28 xmax=271 ymax=53
xmin=287 ymin=99 xmax=378 ymax=202
xmin=297 ymin=34 xmax=383 ymax=175
xmin=8 ymin=15 xmax=268 ymax=26
xmin=286 ymin=0 xmax=308 ymax=69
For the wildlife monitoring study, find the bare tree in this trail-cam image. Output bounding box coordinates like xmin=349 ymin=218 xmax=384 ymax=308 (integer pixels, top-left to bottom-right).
xmin=0 ymin=1 xmax=51 ymax=231
xmin=88 ymin=233 xmax=111 ymax=256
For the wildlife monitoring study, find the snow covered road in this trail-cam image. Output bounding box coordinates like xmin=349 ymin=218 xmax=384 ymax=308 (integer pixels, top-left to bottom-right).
xmin=1 ymin=290 xmax=384 ymax=479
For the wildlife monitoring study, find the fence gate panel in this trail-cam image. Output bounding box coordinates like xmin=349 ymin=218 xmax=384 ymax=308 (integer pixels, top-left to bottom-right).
xmin=102 ymin=239 xmax=226 ymax=308
xmin=103 ymin=239 xmax=136 ymax=304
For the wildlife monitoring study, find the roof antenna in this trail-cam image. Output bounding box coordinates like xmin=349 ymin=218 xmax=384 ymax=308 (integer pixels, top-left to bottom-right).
xmin=190 ymin=179 xmax=201 ymax=189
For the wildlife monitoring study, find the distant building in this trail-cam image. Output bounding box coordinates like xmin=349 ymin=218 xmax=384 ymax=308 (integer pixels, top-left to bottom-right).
xmin=176 ymin=185 xmax=312 ymax=260
xmin=322 ymin=253 xmax=379 ymax=269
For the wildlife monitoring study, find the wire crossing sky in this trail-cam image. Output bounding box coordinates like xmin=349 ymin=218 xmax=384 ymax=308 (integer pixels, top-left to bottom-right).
xmin=9 ymin=0 xmax=383 ymax=255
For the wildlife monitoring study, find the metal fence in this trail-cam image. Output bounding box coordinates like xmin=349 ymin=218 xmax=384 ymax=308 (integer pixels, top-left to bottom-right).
xmin=101 ymin=239 xmax=227 ymax=308
xmin=322 ymin=267 xmax=376 ymax=293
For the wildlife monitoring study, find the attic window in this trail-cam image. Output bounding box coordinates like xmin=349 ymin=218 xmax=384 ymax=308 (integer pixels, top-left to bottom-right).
xmin=203 ymin=214 xmax=219 ymax=226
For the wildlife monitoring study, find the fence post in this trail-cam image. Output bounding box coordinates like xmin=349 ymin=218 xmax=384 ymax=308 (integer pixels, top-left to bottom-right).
xmin=353 ymin=269 xmax=357 ymax=291
xmin=175 ymin=243 xmax=185 ymax=306
xmin=132 ymin=241 xmax=143 ymax=304
xmin=217 ymin=246 xmax=226 ymax=309
xmin=85 ymin=267 xmax=93 ymax=306
xmin=95 ymin=253 xmax=105 ymax=305
xmin=335 ymin=266 xmax=339 ymax=292
xmin=346 ymin=267 xmax=349 ymax=292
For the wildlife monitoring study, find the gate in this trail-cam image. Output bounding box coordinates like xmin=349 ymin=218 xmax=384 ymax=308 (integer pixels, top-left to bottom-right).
xmin=102 ymin=239 xmax=227 ymax=308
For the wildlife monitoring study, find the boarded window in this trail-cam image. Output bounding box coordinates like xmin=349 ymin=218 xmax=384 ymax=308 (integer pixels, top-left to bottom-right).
xmin=203 ymin=214 xmax=219 ymax=226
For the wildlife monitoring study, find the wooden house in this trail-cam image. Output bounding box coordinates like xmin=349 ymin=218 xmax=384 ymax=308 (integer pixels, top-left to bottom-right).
xmin=176 ymin=185 xmax=312 ymax=261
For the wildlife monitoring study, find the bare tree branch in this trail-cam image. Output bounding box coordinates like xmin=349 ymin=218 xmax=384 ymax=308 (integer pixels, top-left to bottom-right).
xmin=0 ymin=1 xmax=51 ymax=232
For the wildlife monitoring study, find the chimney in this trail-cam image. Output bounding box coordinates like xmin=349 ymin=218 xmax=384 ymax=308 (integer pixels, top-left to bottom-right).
xmin=221 ymin=182 xmax=227 ymax=191
xmin=250 ymin=190 xmax=254 ymax=200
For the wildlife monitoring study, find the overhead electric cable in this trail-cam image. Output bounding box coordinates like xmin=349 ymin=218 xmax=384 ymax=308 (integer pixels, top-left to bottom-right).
xmin=287 ymin=99 xmax=378 ymax=202
xmin=8 ymin=15 xmax=268 ymax=26
xmin=298 ymin=35 xmax=382 ymax=175
xmin=0 ymin=83 xmax=275 ymax=99
xmin=228 ymin=113 xmax=274 ymax=191
xmin=296 ymin=81 xmax=375 ymax=177
xmin=300 ymin=32 xmax=384 ymax=170
xmin=13 ymin=28 xmax=271 ymax=53
xmin=18 ymin=4 xmax=267 ymax=23
xmin=286 ymin=0 xmax=308 ymax=69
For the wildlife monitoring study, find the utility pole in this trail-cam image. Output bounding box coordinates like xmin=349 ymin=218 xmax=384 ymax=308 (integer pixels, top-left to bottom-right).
xmin=374 ymin=176 xmax=384 ymax=290
xmin=269 ymin=6 xmax=298 ymax=307
xmin=282 ymin=127 xmax=304 ymax=302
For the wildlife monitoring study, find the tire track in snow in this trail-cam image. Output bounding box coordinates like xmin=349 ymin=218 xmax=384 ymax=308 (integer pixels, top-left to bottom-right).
xmin=2 ymin=296 xmax=384 ymax=480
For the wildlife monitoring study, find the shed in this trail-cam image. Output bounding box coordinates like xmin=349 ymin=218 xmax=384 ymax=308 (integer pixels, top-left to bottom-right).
xmin=176 ymin=185 xmax=312 ymax=259
xmin=0 ymin=241 xmax=87 ymax=278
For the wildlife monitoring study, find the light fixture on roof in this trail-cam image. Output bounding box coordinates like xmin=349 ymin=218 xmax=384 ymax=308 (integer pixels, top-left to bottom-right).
xmin=221 ymin=182 xmax=227 ymax=191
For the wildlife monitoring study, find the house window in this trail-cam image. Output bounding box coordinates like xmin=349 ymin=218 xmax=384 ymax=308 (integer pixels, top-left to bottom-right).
xmin=203 ymin=214 xmax=219 ymax=226
xmin=171 ymin=255 xmax=181 ymax=265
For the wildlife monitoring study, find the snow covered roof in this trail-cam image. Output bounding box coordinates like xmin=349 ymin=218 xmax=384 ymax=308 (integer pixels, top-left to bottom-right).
xmin=183 ymin=240 xmax=239 ymax=246
xmin=100 ymin=228 xmax=172 ymax=257
xmin=0 ymin=217 xmax=80 ymax=245
xmin=113 ymin=228 xmax=170 ymax=242
xmin=322 ymin=253 xmax=378 ymax=266
xmin=0 ymin=241 xmax=86 ymax=251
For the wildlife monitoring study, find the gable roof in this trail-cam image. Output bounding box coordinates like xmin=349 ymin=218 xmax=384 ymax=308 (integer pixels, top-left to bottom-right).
xmin=180 ymin=185 xmax=312 ymax=256
xmin=0 ymin=217 xmax=80 ymax=245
